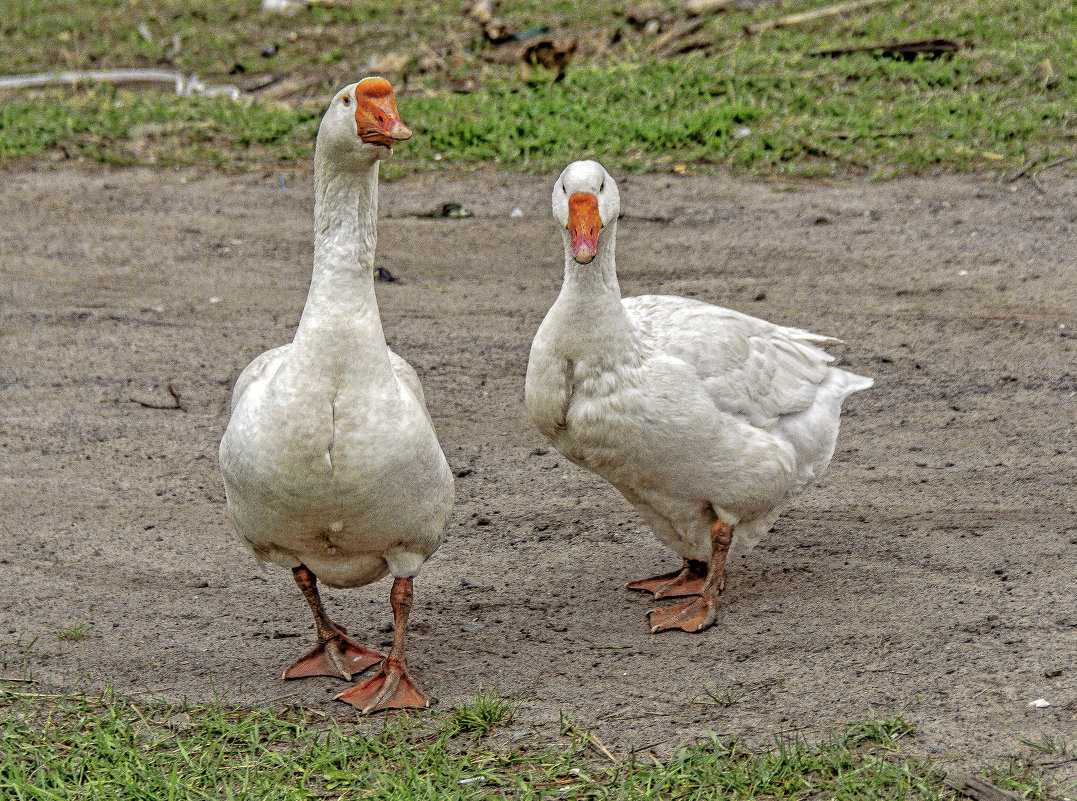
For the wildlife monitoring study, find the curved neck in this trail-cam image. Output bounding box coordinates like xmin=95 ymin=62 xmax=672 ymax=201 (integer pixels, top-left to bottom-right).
xmin=291 ymin=155 xmax=391 ymax=374
xmin=313 ymin=156 xmax=379 ymax=274
xmin=551 ymin=224 xmax=641 ymax=363
xmin=561 ymin=225 xmax=620 ymax=298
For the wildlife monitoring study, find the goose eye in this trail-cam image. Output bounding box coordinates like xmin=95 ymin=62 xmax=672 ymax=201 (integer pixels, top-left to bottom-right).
xmin=599 ymin=178 xmax=605 ymax=192
xmin=342 ymin=96 xmax=351 ymax=106
xmin=562 ymin=183 xmax=567 ymax=194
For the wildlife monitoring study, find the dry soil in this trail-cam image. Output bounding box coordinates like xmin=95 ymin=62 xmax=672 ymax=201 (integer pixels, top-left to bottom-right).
xmin=0 ymin=164 xmax=1074 ymax=773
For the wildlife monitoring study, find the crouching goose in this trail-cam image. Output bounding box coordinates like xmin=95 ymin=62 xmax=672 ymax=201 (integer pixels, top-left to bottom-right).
xmin=524 ymin=160 xmax=872 ymax=633
xmin=219 ymin=78 xmax=454 ymax=711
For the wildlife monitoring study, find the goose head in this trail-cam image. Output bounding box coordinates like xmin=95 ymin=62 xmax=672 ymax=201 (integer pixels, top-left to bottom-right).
xmin=552 ymin=160 xmax=619 ymax=265
xmin=316 ymin=77 xmax=412 ymax=165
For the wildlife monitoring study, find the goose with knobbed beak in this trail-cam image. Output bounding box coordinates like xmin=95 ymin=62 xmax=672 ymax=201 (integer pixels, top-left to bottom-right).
xmin=525 ymin=159 xmax=873 ymax=633
xmin=220 ymin=78 xmax=454 ymax=712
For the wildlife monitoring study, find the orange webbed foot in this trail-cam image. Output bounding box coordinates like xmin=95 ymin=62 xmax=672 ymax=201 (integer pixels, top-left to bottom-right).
xmin=626 ymin=560 xmax=707 ymax=599
xmin=283 ymin=635 xmax=384 ymax=681
xmin=335 ymin=656 xmax=429 ymax=714
xmin=648 ymin=595 xmax=718 ymax=634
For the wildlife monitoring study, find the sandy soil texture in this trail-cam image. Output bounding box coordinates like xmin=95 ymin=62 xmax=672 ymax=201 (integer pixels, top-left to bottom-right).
xmin=0 ymin=165 xmax=1074 ymax=772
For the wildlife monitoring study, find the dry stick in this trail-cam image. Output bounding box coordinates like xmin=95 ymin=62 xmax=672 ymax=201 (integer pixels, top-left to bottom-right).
xmin=130 ymin=383 xmax=185 ymax=411
xmin=1030 ymin=154 xmax=1075 ymax=194
xmin=0 ymin=69 xmax=183 ymax=92
xmin=0 ymin=69 xmax=246 ymax=101
xmin=796 ymin=136 xmax=871 ymax=170
xmin=587 ymin=732 xmax=622 ymax=766
xmin=746 ymin=0 xmax=890 ymax=34
xmin=942 ymin=770 xmax=1023 ymax=801
xmin=1004 ymin=156 xmax=1038 ymax=183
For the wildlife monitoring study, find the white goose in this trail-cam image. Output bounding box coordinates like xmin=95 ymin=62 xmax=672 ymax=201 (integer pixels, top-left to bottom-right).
xmin=219 ymin=78 xmax=454 ymax=712
xmin=525 ymin=160 xmax=872 ymax=633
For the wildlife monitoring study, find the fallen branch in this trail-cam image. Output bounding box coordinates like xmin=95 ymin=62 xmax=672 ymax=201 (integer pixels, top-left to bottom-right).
xmin=1003 ymin=156 xmax=1039 ymax=183
xmin=810 ymin=38 xmax=962 ymax=61
xmin=942 ymin=770 xmax=1023 ymax=801
xmin=647 ymin=18 xmax=705 ymax=54
xmin=129 ymin=383 xmax=186 ymax=412
xmin=1030 ymin=154 xmax=1075 ymax=194
xmin=820 ymin=129 xmax=917 ymax=140
xmin=746 ymin=0 xmax=890 ymax=34
xmin=796 ymin=136 xmax=871 ymax=170
xmin=0 ymin=69 xmax=246 ymax=101
xmin=0 ymin=68 xmax=182 ymax=92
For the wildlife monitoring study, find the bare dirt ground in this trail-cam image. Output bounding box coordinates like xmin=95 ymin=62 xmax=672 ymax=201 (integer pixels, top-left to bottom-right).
xmin=1 ymin=164 xmax=1074 ymax=774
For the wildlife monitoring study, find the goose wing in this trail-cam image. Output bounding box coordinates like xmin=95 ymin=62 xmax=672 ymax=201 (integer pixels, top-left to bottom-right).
xmin=624 ymin=295 xmax=842 ymax=430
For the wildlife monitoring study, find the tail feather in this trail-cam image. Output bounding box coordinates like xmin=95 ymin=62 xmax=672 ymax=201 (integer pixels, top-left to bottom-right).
xmin=838 ymin=370 xmax=874 ymax=397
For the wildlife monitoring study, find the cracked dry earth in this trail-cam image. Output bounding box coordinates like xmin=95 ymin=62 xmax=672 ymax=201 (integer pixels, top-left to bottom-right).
xmin=0 ymin=164 xmax=1074 ymax=775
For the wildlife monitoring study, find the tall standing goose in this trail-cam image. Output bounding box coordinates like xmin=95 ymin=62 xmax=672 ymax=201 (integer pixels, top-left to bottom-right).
xmin=525 ymin=160 xmax=872 ymax=634
xmin=219 ymin=78 xmax=454 ymax=712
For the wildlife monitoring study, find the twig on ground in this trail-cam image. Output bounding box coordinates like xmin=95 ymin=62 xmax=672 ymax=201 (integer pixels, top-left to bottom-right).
xmin=820 ymin=129 xmax=917 ymax=140
xmin=942 ymin=770 xmax=1024 ymax=801
xmin=1004 ymin=157 xmax=1038 ymax=183
xmin=810 ymin=38 xmax=962 ymax=61
xmin=647 ymin=18 xmax=705 ymax=54
xmin=1030 ymin=155 xmax=1075 ymax=194
xmin=130 ymin=383 xmax=186 ymax=411
xmin=0 ymin=69 xmax=246 ymax=101
xmin=796 ymin=136 xmax=871 ymax=170
xmin=746 ymin=0 xmax=889 ymax=34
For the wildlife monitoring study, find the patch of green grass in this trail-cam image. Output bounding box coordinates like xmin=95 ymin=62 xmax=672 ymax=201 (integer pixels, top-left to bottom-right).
xmin=52 ymin=622 xmax=93 ymax=642
xmin=443 ymin=689 xmax=518 ymax=737
xmin=0 ymin=1 xmax=460 ymax=79
xmin=0 ymin=688 xmax=1061 ymax=801
xmin=0 ymin=84 xmax=320 ymax=167
xmin=0 ymin=0 xmax=1075 ymax=175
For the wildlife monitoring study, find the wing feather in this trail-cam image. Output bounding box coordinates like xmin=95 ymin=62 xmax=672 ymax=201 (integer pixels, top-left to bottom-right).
xmin=624 ymin=294 xmax=842 ymax=429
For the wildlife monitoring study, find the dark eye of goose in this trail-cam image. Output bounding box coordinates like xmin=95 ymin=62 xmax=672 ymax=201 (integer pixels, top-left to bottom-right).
xmin=600 ymin=178 xmax=605 ymax=192
xmin=342 ymin=96 xmax=351 ymax=106
xmin=562 ymin=183 xmax=567 ymax=194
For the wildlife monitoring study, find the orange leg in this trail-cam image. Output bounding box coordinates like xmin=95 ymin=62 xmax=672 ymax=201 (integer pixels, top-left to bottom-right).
xmin=336 ymin=577 xmax=429 ymax=714
xmin=648 ymin=521 xmax=733 ymax=634
xmin=626 ymin=559 xmax=708 ymax=598
xmin=283 ymin=566 xmax=384 ymax=681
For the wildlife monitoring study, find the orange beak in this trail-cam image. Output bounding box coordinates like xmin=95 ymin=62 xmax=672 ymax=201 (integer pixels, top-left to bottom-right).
xmin=354 ymin=77 xmax=412 ymax=150
xmin=567 ymin=192 xmax=601 ymax=264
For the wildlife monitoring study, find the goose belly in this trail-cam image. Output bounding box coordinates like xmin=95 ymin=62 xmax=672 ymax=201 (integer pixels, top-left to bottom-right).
xmin=557 ymin=372 xmax=797 ymax=513
xmin=220 ymin=391 xmax=453 ymax=587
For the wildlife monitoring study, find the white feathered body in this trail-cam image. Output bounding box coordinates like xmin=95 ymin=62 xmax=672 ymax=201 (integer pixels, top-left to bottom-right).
xmin=526 ymin=289 xmax=872 ymax=561
xmin=221 ymin=345 xmax=452 ymax=588
xmin=219 ymin=153 xmax=453 ymax=590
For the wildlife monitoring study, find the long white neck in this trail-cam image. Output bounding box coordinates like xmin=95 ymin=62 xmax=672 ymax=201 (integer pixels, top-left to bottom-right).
xmin=549 ymin=224 xmax=642 ymax=364
xmin=290 ymin=153 xmax=392 ymax=376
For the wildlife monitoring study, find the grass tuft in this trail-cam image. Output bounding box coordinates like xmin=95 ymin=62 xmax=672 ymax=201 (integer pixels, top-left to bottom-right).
xmin=52 ymin=623 xmax=93 ymax=642
xmin=442 ymin=689 xmax=518 ymax=737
